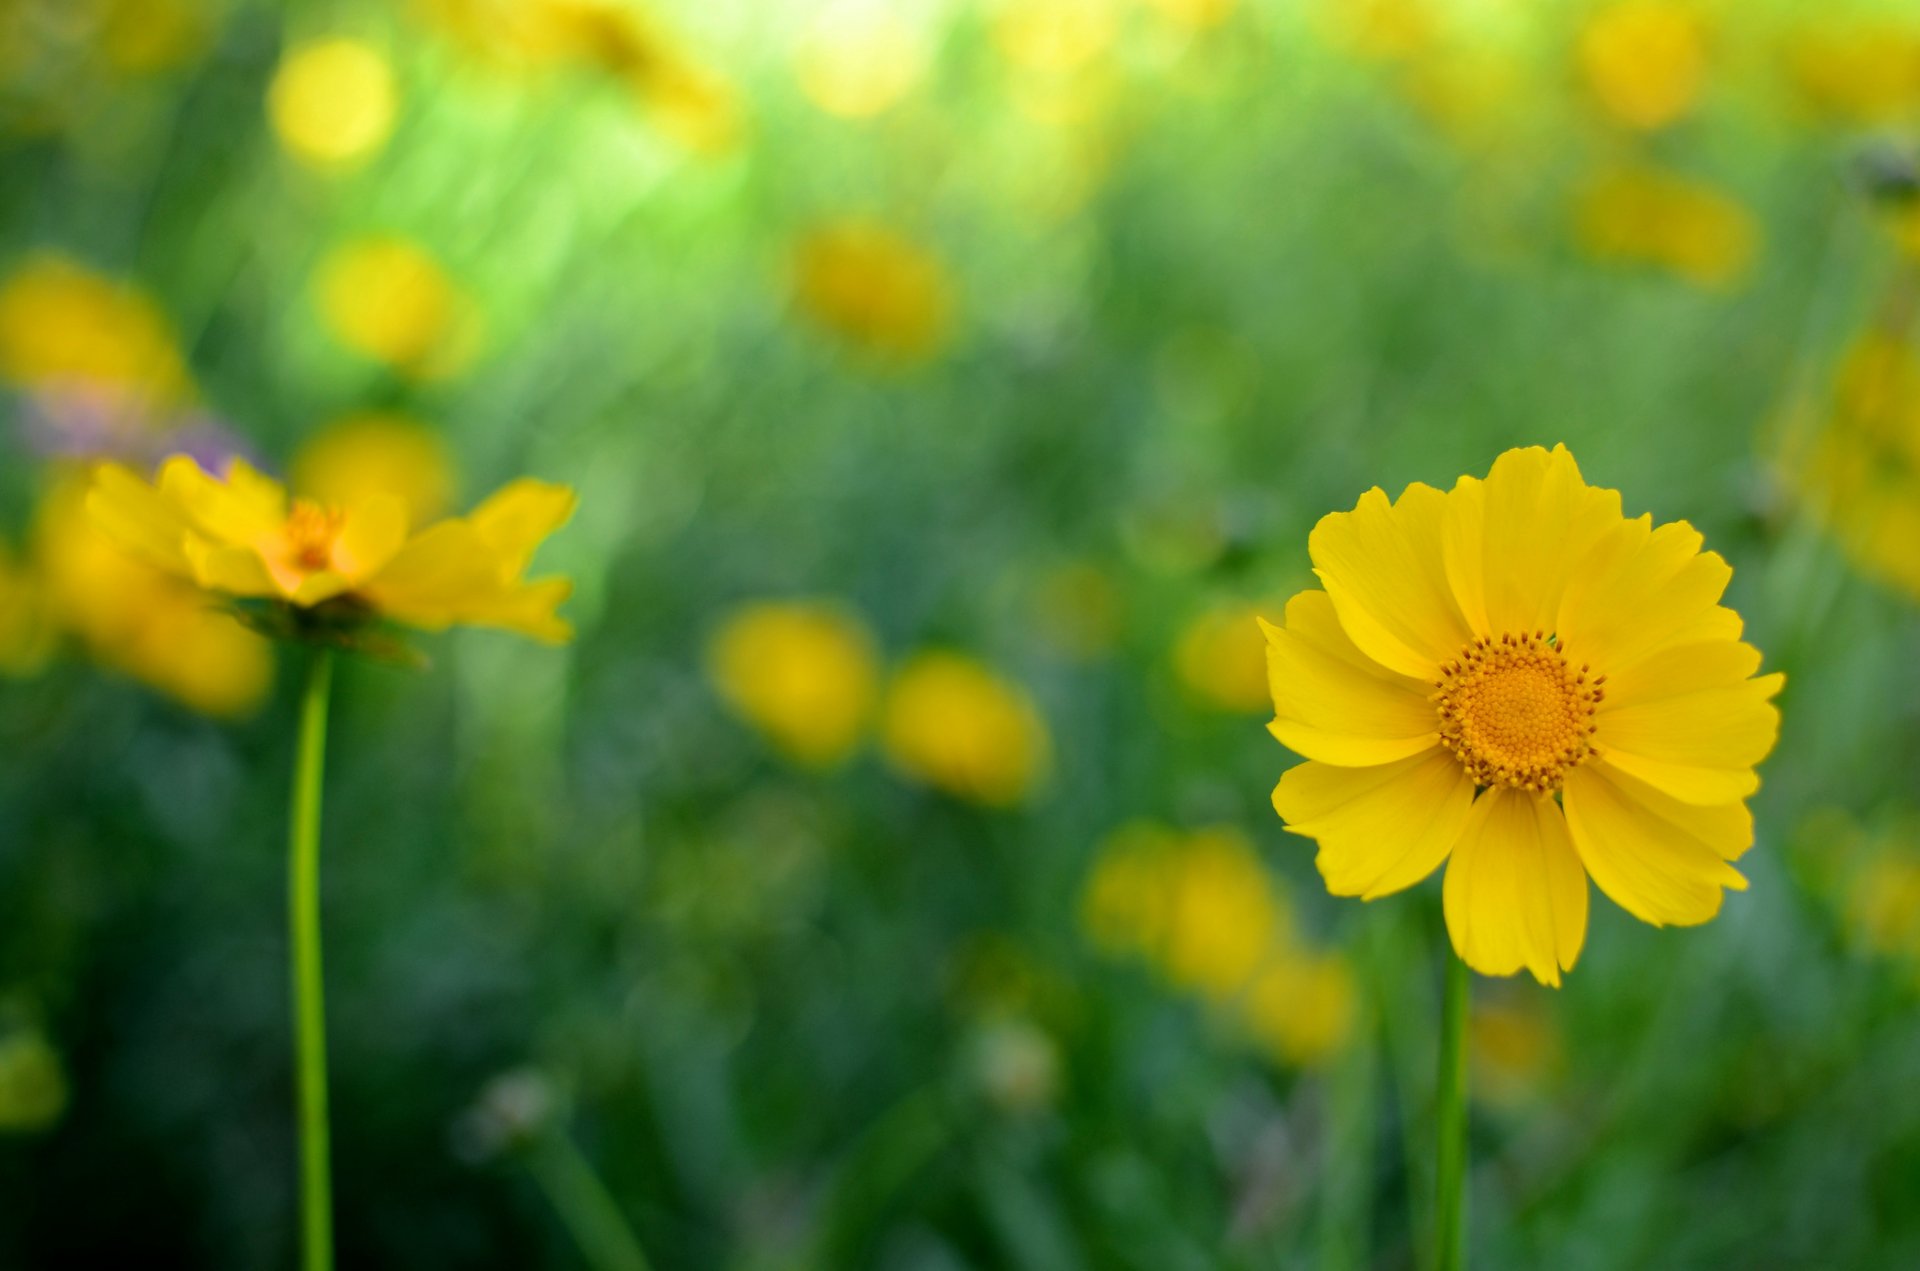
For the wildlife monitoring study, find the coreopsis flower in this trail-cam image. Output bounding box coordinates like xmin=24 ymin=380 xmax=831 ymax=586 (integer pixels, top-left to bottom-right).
xmin=267 ymin=37 xmax=398 ymax=168
xmin=86 ymin=455 xmax=576 ymax=645
xmin=292 ymin=412 xmax=457 ymax=528
xmin=314 ymin=236 xmax=479 ymax=378
xmin=1576 ymin=0 xmax=1707 ymax=132
xmin=790 ymin=220 xmax=955 ymax=364
xmin=1173 ymin=600 xmax=1276 ymax=713
xmin=880 ymin=652 xmax=1048 ymax=806
xmin=0 ymin=255 xmax=191 ymax=408
xmin=1267 ymin=446 xmax=1783 ymax=986
xmin=1572 ymin=165 xmax=1758 ymax=290
xmin=705 ymin=600 xmax=879 ymax=768
xmin=1781 ymin=22 xmax=1920 ymax=127
xmin=1797 ymin=332 xmax=1920 ymax=601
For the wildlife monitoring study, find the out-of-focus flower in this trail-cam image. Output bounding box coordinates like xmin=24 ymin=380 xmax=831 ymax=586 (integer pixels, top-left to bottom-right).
xmin=794 ymin=4 xmax=928 ymax=120
xmin=1032 ymin=560 xmax=1121 ymax=660
xmin=706 ymin=601 xmax=879 ymax=769
xmin=1315 ymin=0 xmax=1437 ymax=63
xmin=0 ymin=1028 xmax=67 ymax=1134
xmin=1081 ymin=820 xmax=1179 ymax=956
xmin=1782 ymin=23 xmax=1920 ymax=127
xmin=881 ymin=651 xmax=1049 ymax=806
xmin=992 ymin=0 xmax=1117 ymax=75
xmin=96 ymin=0 xmax=213 ymax=74
xmin=0 ymin=541 xmax=55 ymax=675
xmin=1577 ymin=1 xmax=1707 ymax=132
xmin=1269 ymin=447 xmax=1782 ymax=986
xmin=1144 ymin=0 xmax=1237 ymax=32
xmin=88 ymin=456 xmax=576 ymax=642
xmin=1243 ymin=951 xmax=1355 ymax=1067
xmin=1849 ymin=837 xmax=1920 ymax=969
xmin=314 ymin=236 xmax=479 ymax=378
xmin=1572 ymin=165 xmax=1758 ymax=289
xmin=968 ymin=1016 xmax=1062 ymax=1116
xmin=267 ymin=37 xmax=398 ymax=168
xmin=1471 ymin=995 xmax=1562 ymax=1108
xmin=0 ymin=254 xmax=191 ymax=409
xmin=292 ymin=413 xmax=457 ymax=529
xmin=1161 ymin=826 xmax=1287 ymax=998
xmin=452 ymin=1068 xmax=560 ymax=1162
xmin=1798 ymin=332 xmax=1920 ymax=600
xmin=1174 ymin=600 xmax=1274 ymax=713
xmin=791 ymin=220 xmax=955 ymax=364
xmin=35 ymin=478 xmax=273 ymax=717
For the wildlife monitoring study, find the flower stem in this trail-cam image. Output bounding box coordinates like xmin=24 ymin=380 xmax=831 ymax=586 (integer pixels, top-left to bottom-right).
xmin=529 ymin=1133 xmax=653 ymax=1271
xmin=289 ymin=650 xmax=335 ymax=1271
xmin=1434 ymin=947 xmax=1470 ymax=1271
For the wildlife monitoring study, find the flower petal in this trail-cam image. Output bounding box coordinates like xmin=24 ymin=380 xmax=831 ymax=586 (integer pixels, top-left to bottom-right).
xmin=331 ymin=494 xmax=408 ymax=585
xmin=1444 ymin=445 xmax=1623 ymax=638
xmin=359 ymin=521 xmax=502 ymax=625
xmin=86 ymin=462 xmax=196 ymax=577
xmin=1562 ymin=761 xmax=1750 ymax=928
xmin=468 ymin=479 xmax=577 ymax=578
xmin=1595 ymin=658 xmax=1785 ymax=805
xmin=158 ymin=456 xmax=285 ymax=547
xmin=1264 ymin=590 xmax=1438 ymax=766
xmin=1442 ymin=788 xmax=1588 ymax=987
xmin=1274 ymin=748 xmax=1474 ymax=900
xmin=1308 ymin=481 xmax=1471 ymax=680
xmin=182 ymin=539 xmax=279 ymax=598
xmin=1556 ymin=515 xmax=1741 ymax=673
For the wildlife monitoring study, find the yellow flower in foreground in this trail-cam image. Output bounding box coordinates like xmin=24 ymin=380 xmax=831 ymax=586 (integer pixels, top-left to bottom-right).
xmin=293 ymin=412 xmax=457 ymax=528
xmin=35 ymin=479 xmax=273 ymax=718
xmin=1267 ymin=446 xmax=1783 ymax=986
xmin=268 ymin=38 xmax=398 ymax=168
xmin=881 ymin=652 xmax=1049 ymax=806
xmin=1174 ymin=600 xmax=1274 ymax=712
xmin=1577 ymin=1 xmax=1706 ymax=132
xmin=706 ymin=601 xmax=879 ymax=768
xmin=0 ymin=255 xmax=190 ymax=406
xmin=314 ymin=236 xmax=478 ymax=377
xmin=1573 ymin=166 xmax=1757 ymax=290
xmin=791 ymin=220 xmax=955 ymax=364
xmin=0 ymin=541 xmax=55 ymax=675
xmin=87 ymin=456 xmax=576 ymax=642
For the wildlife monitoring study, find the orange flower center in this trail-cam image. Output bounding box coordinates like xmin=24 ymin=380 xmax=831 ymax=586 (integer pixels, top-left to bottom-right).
xmin=1434 ymin=632 xmax=1603 ymax=793
xmin=284 ymin=499 xmax=344 ymax=571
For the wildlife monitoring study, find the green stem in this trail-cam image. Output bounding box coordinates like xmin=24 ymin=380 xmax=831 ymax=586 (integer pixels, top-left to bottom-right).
xmin=529 ymin=1134 xmax=653 ymax=1271
xmin=289 ymin=650 xmax=335 ymax=1271
xmin=1434 ymin=948 xmax=1471 ymax=1271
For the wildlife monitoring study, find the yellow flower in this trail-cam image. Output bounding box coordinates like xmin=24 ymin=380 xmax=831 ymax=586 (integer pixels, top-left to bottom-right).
xmin=991 ymin=0 xmax=1117 ymax=75
xmin=267 ymin=37 xmax=398 ymax=168
xmin=1801 ymin=333 xmax=1920 ymax=600
xmin=98 ymin=0 xmax=213 ymax=73
xmin=791 ymin=220 xmax=955 ymax=364
xmin=293 ymin=412 xmax=457 ymax=528
xmin=1143 ymin=0 xmax=1237 ymax=32
xmin=0 ymin=254 xmax=190 ymax=407
xmin=881 ymin=651 xmax=1049 ymax=806
xmin=1572 ymin=165 xmax=1758 ymax=289
xmin=1160 ymin=826 xmax=1287 ymax=998
xmin=0 ymin=540 xmax=55 ymax=675
xmin=793 ymin=5 xmax=928 ymax=120
xmin=1243 ymin=952 xmax=1355 ymax=1067
xmin=1782 ymin=23 xmax=1920 ymax=127
xmin=1471 ymin=995 xmax=1562 ymax=1107
xmin=86 ymin=455 xmax=576 ymax=642
xmin=1267 ymin=445 xmax=1783 ymax=986
xmin=35 ymin=478 xmax=273 ymax=718
xmin=314 ymin=236 xmax=478 ymax=377
xmin=706 ymin=601 xmax=879 ymax=768
xmin=1577 ymin=1 xmax=1706 ymax=132
xmin=1314 ymin=0 xmax=1437 ymax=63
xmin=1173 ymin=600 xmax=1274 ymax=712
xmin=1080 ymin=821 xmax=1182 ymax=956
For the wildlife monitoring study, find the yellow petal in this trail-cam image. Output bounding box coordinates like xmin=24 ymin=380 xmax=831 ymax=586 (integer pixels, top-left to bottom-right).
xmin=182 ymin=539 xmax=280 ymax=598
xmin=1556 ymin=515 xmax=1741 ymax=673
xmin=1264 ymin=591 xmax=1439 ymax=766
xmin=1444 ymin=445 xmax=1622 ymax=637
xmin=1602 ymin=639 xmax=1763 ymax=711
xmin=287 ymin=569 xmax=354 ymax=607
xmin=85 ymin=463 xmax=196 ymax=577
xmin=331 ymin=494 xmax=408 ymax=584
xmin=359 ymin=521 xmax=501 ymax=625
xmin=456 ymin=576 xmax=575 ymax=643
xmin=1308 ymin=481 xmax=1471 ymax=679
xmin=468 ymin=479 xmax=577 ymax=578
xmin=1595 ymin=670 xmax=1784 ymax=805
xmin=1562 ymin=762 xmax=1750 ymax=928
xmin=157 ymin=456 xmax=285 ymax=547
xmin=1274 ymin=747 xmax=1474 ymax=899
xmin=1442 ymin=788 xmax=1588 ymax=987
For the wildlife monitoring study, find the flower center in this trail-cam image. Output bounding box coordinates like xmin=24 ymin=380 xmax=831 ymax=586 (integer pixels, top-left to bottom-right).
xmin=284 ymin=499 xmax=344 ymax=571
xmin=1434 ymin=632 xmax=1603 ymax=793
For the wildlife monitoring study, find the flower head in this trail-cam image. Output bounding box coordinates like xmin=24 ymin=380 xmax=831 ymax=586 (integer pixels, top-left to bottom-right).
xmin=86 ymin=455 xmax=576 ymax=644
xmin=267 ymin=38 xmax=398 ymax=168
xmin=880 ymin=651 xmax=1049 ymax=806
xmin=1267 ymin=446 xmax=1783 ymax=986
xmin=791 ymin=219 xmax=955 ymax=364
xmin=706 ymin=600 xmax=879 ymax=768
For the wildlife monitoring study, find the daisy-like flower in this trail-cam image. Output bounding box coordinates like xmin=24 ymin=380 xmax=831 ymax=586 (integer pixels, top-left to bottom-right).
xmin=1266 ymin=446 xmax=1783 ymax=986
xmin=86 ymin=454 xmax=575 ymax=643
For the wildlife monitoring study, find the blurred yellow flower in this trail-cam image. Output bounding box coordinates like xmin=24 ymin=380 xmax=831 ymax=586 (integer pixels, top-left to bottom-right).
xmin=881 ymin=651 xmax=1049 ymax=806
xmin=88 ymin=456 xmax=576 ymax=642
xmin=549 ymin=0 xmax=742 ymax=152
xmin=1080 ymin=821 xmax=1180 ymax=956
xmin=1144 ymin=0 xmax=1237 ymax=31
xmin=0 ymin=1029 xmax=66 ymax=1135
xmin=791 ymin=220 xmax=955 ymax=364
xmin=1316 ymin=0 xmax=1437 ymax=62
xmin=314 ymin=236 xmax=479 ymax=377
xmin=1243 ymin=952 xmax=1355 ymax=1067
xmin=706 ymin=601 xmax=880 ymax=768
xmin=0 ymin=541 xmax=55 ymax=675
xmin=992 ymin=0 xmax=1117 ymax=75
xmin=1173 ymin=600 xmax=1273 ymax=712
xmin=1578 ymin=1 xmax=1707 ymax=132
xmin=293 ymin=412 xmax=457 ymax=529
xmin=1161 ymin=826 xmax=1287 ymax=998
xmin=794 ymin=5 xmax=927 ymax=120
xmin=1782 ymin=23 xmax=1920 ymax=127
xmin=0 ymin=254 xmax=190 ymax=407
xmin=1573 ymin=165 xmax=1758 ymax=289
xmin=1471 ymin=995 xmax=1562 ymax=1107
xmin=1848 ymin=838 xmax=1920 ymax=967
xmin=1800 ymin=333 xmax=1920 ymax=600
xmin=1269 ymin=446 xmax=1782 ymax=985
xmin=98 ymin=0 xmax=212 ymax=73
xmin=267 ymin=37 xmax=398 ymax=168
xmin=34 ymin=479 xmax=272 ymax=718
xmin=1032 ymin=560 xmax=1121 ymax=660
